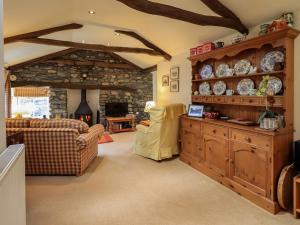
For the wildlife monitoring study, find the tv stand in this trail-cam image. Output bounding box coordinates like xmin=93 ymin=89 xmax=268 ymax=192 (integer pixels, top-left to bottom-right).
xmin=107 ymin=117 xmax=135 ymax=133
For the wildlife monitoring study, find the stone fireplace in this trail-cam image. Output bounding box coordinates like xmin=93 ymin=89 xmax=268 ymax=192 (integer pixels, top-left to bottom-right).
xmin=74 ymin=89 xmax=93 ymax=126
xmin=11 ymin=50 xmax=153 ymax=124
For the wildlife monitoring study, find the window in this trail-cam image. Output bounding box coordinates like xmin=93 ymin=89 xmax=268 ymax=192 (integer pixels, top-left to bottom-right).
xmin=12 ymin=88 xmax=50 ymax=118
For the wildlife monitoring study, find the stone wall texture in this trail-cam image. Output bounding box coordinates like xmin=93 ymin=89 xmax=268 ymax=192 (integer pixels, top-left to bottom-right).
xmin=11 ymin=50 xmax=153 ymax=123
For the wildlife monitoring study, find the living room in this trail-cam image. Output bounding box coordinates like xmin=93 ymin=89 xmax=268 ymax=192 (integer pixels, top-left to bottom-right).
xmin=1 ymin=1 xmax=300 ymax=225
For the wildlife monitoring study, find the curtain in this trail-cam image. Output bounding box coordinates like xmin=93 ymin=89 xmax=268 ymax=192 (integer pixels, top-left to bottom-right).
xmin=5 ymin=70 xmax=12 ymax=118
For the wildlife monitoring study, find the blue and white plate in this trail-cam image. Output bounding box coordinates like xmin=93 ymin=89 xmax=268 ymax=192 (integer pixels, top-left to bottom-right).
xmin=259 ymin=77 xmax=282 ymax=94
xmin=213 ymin=81 xmax=226 ymax=95
xmin=260 ymin=51 xmax=284 ymax=72
xmin=234 ymin=59 xmax=251 ymax=75
xmin=199 ymin=82 xmax=211 ymax=96
xmin=200 ymin=64 xmax=213 ymax=79
xmin=237 ymin=79 xmax=255 ymax=96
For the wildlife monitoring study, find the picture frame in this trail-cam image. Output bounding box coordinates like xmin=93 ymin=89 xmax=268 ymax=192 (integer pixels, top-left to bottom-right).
xmin=162 ymin=74 xmax=169 ymax=86
xmin=170 ymin=67 xmax=179 ymax=80
xmin=187 ymin=104 xmax=204 ymax=118
xmin=170 ymin=80 xmax=179 ymax=92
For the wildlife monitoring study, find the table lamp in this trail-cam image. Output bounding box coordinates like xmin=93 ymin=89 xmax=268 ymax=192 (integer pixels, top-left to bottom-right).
xmin=144 ymin=101 xmax=156 ymax=113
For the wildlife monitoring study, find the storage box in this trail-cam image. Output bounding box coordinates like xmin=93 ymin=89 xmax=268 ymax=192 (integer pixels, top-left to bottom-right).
xmin=202 ymin=42 xmax=215 ymax=53
xmin=190 ymin=48 xmax=198 ymax=56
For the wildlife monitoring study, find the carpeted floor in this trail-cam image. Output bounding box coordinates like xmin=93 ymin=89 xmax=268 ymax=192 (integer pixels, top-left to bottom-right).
xmin=26 ymin=132 xmax=298 ymax=225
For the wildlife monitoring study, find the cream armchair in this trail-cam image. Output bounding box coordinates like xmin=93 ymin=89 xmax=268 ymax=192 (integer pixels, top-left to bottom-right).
xmin=134 ymin=103 xmax=186 ymax=161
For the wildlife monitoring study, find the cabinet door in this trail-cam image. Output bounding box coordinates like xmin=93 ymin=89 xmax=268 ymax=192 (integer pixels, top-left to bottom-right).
xmin=181 ymin=128 xmax=201 ymax=160
xmin=202 ymin=134 xmax=229 ymax=176
xmin=229 ymin=141 xmax=270 ymax=197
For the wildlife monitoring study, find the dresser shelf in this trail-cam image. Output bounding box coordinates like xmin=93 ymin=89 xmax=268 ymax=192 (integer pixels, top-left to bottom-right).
xmin=192 ymin=95 xmax=284 ymax=108
xmin=192 ymin=70 xmax=284 ymax=83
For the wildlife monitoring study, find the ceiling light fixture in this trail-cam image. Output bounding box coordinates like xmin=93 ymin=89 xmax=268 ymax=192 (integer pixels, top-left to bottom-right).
xmin=115 ymin=32 xmax=120 ymax=36
xmin=88 ymin=10 xmax=96 ymax=14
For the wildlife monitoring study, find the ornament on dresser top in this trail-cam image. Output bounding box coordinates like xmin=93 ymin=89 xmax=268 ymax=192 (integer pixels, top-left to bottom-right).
xmin=231 ymin=33 xmax=247 ymax=44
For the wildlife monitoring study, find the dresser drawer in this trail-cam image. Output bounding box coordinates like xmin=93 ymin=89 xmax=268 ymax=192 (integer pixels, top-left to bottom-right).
xmin=214 ymin=96 xmax=226 ymax=104
xmin=181 ymin=118 xmax=201 ymax=132
xmin=203 ymin=123 xmax=228 ymax=139
xmin=227 ymin=96 xmax=241 ymax=104
xmin=230 ymin=129 xmax=272 ymax=150
xmin=241 ymin=97 xmax=260 ymax=105
xmin=202 ymin=96 xmax=213 ymax=103
xmin=192 ymin=95 xmax=202 ymax=102
xmin=260 ymin=96 xmax=284 ymax=107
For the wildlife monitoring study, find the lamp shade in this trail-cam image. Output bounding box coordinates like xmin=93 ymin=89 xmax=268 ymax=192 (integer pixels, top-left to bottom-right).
xmin=144 ymin=101 xmax=155 ymax=113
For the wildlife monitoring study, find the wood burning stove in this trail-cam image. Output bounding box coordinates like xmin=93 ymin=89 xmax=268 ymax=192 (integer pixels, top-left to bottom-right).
xmin=75 ymin=89 xmax=93 ymax=126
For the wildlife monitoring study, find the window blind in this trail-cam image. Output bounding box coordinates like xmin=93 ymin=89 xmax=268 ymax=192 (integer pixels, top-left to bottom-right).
xmin=14 ymin=87 xmax=49 ymax=97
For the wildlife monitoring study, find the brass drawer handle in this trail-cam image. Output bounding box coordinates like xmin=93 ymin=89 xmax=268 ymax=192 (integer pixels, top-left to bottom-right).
xmin=245 ymin=137 xmax=251 ymax=143
xmin=212 ymin=129 xmax=217 ymax=134
xmin=225 ymin=157 xmax=229 ymax=162
xmin=229 ymin=159 xmax=234 ymax=164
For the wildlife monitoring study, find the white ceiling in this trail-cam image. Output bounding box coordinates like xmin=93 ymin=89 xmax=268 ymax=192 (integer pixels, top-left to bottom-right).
xmin=4 ymin=0 xmax=300 ymax=68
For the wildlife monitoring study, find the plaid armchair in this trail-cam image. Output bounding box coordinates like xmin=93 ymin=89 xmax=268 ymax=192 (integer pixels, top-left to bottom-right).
xmin=6 ymin=118 xmax=104 ymax=176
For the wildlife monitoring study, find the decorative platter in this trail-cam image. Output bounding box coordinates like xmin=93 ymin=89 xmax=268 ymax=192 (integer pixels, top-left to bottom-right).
xmin=234 ymin=59 xmax=251 ymax=75
xmin=237 ymin=79 xmax=255 ymax=96
xmin=213 ymin=81 xmax=226 ymax=96
xmin=260 ymin=50 xmax=285 ymax=72
xmin=259 ymin=76 xmax=283 ymax=94
xmin=216 ymin=63 xmax=230 ymax=78
xmin=199 ymin=82 xmax=211 ymax=96
xmin=200 ymin=64 xmax=213 ymax=79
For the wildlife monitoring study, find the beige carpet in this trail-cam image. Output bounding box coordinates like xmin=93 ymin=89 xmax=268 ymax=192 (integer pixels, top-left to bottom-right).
xmin=26 ymin=132 xmax=298 ymax=225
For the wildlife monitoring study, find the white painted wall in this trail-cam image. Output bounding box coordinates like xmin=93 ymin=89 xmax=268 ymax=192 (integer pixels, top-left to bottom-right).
xmin=156 ymin=10 xmax=300 ymax=140
xmin=0 ymin=0 xmax=5 ymax=152
xmin=157 ymin=51 xmax=192 ymax=107
xmin=67 ymin=89 xmax=99 ymax=123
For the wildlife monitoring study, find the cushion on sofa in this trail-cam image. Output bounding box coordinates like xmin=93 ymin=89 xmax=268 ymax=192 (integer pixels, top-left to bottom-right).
xmin=30 ymin=119 xmax=89 ymax=134
xmin=6 ymin=118 xmax=30 ymax=128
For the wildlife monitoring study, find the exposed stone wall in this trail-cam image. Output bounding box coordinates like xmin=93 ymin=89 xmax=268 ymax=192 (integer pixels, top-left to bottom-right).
xmin=11 ymin=50 xmax=153 ymax=122
xmin=49 ymin=88 xmax=68 ymax=118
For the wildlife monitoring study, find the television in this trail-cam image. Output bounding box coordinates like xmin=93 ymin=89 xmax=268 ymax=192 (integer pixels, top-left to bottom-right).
xmin=105 ymin=102 xmax=128 ymax=117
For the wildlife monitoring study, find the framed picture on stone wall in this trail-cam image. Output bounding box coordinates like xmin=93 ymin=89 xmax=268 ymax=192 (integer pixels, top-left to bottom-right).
xmin=170 ymin=67 xmax=179 ymax=80
xmin=162 ymin=74 xmax=169 ymax=86
xmin=170 ymin=80 xmax=179 ymax=92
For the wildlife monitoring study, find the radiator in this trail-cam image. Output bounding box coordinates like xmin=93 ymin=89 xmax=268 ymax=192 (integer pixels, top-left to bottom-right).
xmin=0 ymin=144 xmax=26 ymax=225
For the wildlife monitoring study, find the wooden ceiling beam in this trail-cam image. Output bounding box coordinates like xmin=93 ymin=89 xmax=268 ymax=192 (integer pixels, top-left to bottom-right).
xmin=22 ymin=37 xmax=163 ymax=56
xmin=44 ymin=59 xmax=140 ymax=70
xmin=8 ymin=48 xmax=77 ymax=70
xmin=115 ymin=30 xmax=172 ymax=60
xmin=116 ymin=0 xmax=248 ymax=34
xmin=4 ymin=23 xmax=83 ymax=44
xmin=142 ymin=65 xmax=157 ymax=73
xmin=11 ymin=81 xmax=136 ymax=91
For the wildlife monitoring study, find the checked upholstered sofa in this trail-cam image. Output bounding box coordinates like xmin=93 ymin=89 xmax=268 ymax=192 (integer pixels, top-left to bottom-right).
xmin=6 ymin=118 xmax=104 ymax=176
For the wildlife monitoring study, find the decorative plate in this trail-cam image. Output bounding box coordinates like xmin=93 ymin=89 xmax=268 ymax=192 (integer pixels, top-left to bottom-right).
xmin=234 ymin=59 xmax=251 ymax=75
xmin=237 ymin=79 xmax=255 ymax=96
xmin=216 ymin=63 xmax=230 ymax=77
xmin=199 ymin=82 xmax=211 ymax=96
xmin=260 ymin=50 xmax=285 ymax=72
xmin=213 ymin=81 xmax=226 ymax=96
xmin=200 ymin=64 xmax=213 ymax=79
xmin=259 ymin=76 xmax=282 ymax=94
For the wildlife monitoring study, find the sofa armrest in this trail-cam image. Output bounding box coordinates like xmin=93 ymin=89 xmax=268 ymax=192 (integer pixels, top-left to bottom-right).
xmin=76 ymin=124 xmax=104 ymax=150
